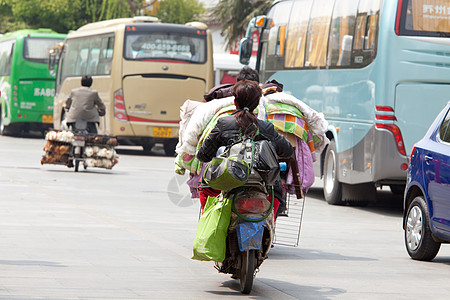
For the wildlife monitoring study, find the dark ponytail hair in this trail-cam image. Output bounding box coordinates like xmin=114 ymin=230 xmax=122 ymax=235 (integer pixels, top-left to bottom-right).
xmin=232 ymin=80 xmax=261 ymax=133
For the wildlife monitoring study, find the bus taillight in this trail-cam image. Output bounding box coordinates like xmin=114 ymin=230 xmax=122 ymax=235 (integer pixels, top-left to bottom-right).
xmin=376 ymin=123 xmax=406 ymax=156
xmin=113 ymin=89 xmax=128 ymax=122
xmin=375 ymin=105 xmax=406 ymax=155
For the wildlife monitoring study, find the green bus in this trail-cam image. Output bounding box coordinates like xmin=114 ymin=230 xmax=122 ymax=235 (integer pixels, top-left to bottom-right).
xmin=0 ymin=29 xmax=66 ymax=135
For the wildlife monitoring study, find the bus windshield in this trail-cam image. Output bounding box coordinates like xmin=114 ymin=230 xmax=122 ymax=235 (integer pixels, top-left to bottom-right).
xmin=124 ymin=31 xmax=206 ymax=63
xmin=23 ymin=37 xmax=64 ymax=63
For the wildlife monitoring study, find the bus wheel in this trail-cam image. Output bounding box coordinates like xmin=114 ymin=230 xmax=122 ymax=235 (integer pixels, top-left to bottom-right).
xmin=142 ymin=143 xmax=154 ymax=153
xmin=164 ymin=140 xmax=177 ymax=157
xmin=0 ymin=119 xmax=17 ymax=136
xmin=323 ymin=140 xmax=343 ymax=205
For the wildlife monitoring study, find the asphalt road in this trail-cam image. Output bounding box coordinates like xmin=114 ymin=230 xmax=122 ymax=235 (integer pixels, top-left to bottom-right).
xmin=0 ymin=135 xmax=449 ymax=299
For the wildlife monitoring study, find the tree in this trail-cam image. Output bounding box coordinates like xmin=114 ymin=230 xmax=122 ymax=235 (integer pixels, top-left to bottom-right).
xmin=155 ymin=0 xmax=205 ymax=24
xmin=8 ymin=0 xmax=82 ymax=33
xmin=212 ymin=0 xmax=271 ymax=50
xmin=0 ymin=0 xmax=134 ymax=33
xmin=0 ymin=0 xmax=27 ymax=32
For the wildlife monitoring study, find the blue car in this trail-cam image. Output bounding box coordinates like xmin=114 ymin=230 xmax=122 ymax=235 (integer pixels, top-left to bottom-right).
xmin=403 ymin=101 xmax=450 ymax=261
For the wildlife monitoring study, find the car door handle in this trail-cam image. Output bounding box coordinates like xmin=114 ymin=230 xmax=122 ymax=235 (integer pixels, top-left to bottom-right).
xmin=424 ymin=154 xmax=433 ymax=164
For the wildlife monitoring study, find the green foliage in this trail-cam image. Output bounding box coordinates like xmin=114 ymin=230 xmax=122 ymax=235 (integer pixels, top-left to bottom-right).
xmin=0 ymin=0 xmax=134 ymax=33
xmin=155 ymin=0 xmax=205 ymax=24
xmin=213 ymin=0 xmax=272 ymax=49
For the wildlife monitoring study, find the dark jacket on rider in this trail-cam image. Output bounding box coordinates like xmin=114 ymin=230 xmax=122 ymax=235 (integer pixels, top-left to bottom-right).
xmin=197 ymin=115 xmax=294 ymax=163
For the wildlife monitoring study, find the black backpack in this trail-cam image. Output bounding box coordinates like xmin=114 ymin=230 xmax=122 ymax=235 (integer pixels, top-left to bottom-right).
xmin=253 ymin=139 xmax=280 ymax=186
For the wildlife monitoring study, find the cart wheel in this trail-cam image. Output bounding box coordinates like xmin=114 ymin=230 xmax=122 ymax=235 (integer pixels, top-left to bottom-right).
xmin=74 ymin=160 xmax=80 ymax=172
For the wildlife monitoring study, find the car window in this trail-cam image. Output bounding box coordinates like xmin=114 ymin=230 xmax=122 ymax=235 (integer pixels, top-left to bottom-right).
xmin=439 ymin=108 xmax=450 ymax=143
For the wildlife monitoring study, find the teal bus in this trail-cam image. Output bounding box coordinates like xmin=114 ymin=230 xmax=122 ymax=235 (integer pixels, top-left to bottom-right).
xmin=0 ymin=29 xmax=66 ymax=135
xmin=240 ymin=0 xmax=450 ymax=204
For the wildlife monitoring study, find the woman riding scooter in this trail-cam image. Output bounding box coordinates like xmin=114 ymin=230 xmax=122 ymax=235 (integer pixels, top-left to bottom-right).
xmin=65 ymin=75 xmax=105 ymax=133
xmin=196 ymin=80 xmax=294 ymax=214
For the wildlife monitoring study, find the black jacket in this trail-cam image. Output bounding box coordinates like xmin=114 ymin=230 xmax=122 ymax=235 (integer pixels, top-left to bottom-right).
xmin=197 ymin=115 xmax=294 ymax=162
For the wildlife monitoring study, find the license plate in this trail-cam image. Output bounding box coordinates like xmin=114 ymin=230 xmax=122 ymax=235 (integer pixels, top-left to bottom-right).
xmin=153 ymin=127 xmax=172 ymax=138
xmin=42 ymin=114 xmax=53 ymax=123
xmin=73 ymin=140 xmax=85 ymax=147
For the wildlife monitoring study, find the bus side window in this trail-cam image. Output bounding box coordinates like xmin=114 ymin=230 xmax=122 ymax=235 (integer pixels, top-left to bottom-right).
xmin=0 ymin=41 xmax=14 ymax=76
xmin=98 ymin=36 xmax=114 ymax=75
xmin=263 ymin=0 xmax=292 ymax=71
xmin=285 ymin=0 xmax=313 ymax=69
xmin=304 ymin=0 xmax=334 ymax=68
xmin=352 ymin=0 xmax=381 ymax=67
xmin=327 ymin=0 xmax=358 ymax=68
xmin=86 ymin=37 xmax=101 ymax=75
xmin=76 ymin=48 xmax=89 ymax=75
xmin=353 ymin=13 xmax=367 ymax=51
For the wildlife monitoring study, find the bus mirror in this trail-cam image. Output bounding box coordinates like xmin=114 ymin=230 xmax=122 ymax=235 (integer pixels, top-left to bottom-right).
xmin=48 ymin=51 xmax=57 ymax=71
xmin=239 ymin=38 xmax=253 ymax=65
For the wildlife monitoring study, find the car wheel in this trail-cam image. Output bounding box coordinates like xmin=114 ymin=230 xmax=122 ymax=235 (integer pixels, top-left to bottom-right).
xmin=405 ymin=196 xmax=441 ymax=261
xmin=323 ymin=140 xmax=343 ymax=205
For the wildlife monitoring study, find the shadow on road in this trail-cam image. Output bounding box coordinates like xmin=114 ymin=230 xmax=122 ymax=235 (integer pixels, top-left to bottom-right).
xmin=206 ymin=277 xmax=346 ymax=299
xmin=430 ymin=257 xmax=450 ymax=265
xmin=6 ymin=130 xmax=175 ymax=158
xmin=115 ymin=144 xmax=174 ymax=158
xmin=0 ymin=260 xmax=67 ymax=267
xmin=268 ymin=246 xmax=377 ymax=262
xmin=307 ymin=187 xmax=403 ymax=217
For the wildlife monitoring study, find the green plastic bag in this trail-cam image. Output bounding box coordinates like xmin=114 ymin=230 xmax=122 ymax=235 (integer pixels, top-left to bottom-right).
xmin=192 ymin=195 xmax=232 ymax=262
xmin=203 ymin=155 xmax=250 ymax=191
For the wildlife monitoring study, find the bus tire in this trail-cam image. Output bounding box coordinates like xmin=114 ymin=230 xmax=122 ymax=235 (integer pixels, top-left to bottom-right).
xmin=142 ymin=143 xmax=154 ymax=153
xmin=164 ymin=140 xmax=177 ymax=157
xmin=0 ymin=119 xmax=17 ymax=136
xmin=323 ymin=140 xmax=343 ymax=205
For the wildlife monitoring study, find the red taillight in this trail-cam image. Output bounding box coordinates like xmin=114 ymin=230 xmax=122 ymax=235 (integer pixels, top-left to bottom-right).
xmin=395 ymin=0 xmax=404 ymax=35
xmin=113 ymin=89 xmax=128 ymax=122
xmin=376 ymin=114 xmax=397 ymax=121
xmin=375 ymin=105 xmax=406 ymax=156
xmin=376 ymin=123 xmax=406 ymax=156
xmin=114 ymin=102 xmax=125 ymax=110
xmin=376 ymin=105 xmax=394 ymax=112
xmin=235 ymin=198 xmax=268 ymax=214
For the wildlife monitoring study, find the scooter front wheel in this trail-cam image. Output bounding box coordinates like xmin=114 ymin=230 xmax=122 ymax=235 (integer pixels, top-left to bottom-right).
xmin=240 ymin=250 xmax=256 ymax=294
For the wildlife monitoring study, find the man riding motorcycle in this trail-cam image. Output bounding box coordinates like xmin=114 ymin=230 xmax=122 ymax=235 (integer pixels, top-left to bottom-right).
xmin=65 ymin=75 xmax=105 ymax=134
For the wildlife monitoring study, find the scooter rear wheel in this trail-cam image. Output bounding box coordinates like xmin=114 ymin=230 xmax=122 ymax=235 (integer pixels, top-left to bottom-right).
xmin=240 ymin=250 xmax=256 ymax=294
